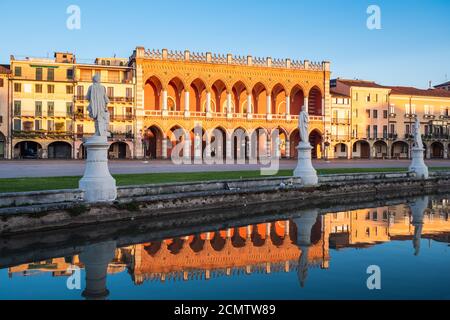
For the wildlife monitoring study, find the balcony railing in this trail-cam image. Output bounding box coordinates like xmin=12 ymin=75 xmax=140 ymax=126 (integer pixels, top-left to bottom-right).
xmin=331 ymin=118 xmax=351 ymax=125
xmin=422 ymin=134 xmax=450 ymax=140
xmin=110 ymin=115 xmax=133 ymax=121
xmin=110 ymin=132 xmax=134 ymax=140
xmin=331 ymin=135 xmax=352 ymax=142
xmin=12 ymin=130 xmax=73 ymax=138
xmin=108 ymin=97 xmax=134 ymax=103
xmin=404 ymin=114 xmax=417 ymax=119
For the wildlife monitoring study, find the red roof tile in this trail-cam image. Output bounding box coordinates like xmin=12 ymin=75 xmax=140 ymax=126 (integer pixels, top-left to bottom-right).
xmin=335 ymin=79 xmax=387 ymax=89
xmin=0 ymin=64 xmax=11 ymax=74
xmin=387 ymin=86 xmax=450 ymax=98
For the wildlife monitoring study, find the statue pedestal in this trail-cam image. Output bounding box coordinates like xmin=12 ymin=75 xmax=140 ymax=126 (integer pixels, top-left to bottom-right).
xmin=409 ymin=147 xmax=428 ymax=179
xmin=294 ymin=143 xmax=318 ymax=186
xmin=79 ymin=136 xmax=117 ymax=203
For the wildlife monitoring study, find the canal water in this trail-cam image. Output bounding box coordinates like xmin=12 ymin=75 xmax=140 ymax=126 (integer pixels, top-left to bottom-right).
xmin=0 ymin=195 xmax=449 ymax=300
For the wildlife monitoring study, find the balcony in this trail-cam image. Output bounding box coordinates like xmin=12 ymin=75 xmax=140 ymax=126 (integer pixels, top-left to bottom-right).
xmin=108 ymin=97 xmax=133 ymax=104
xmin=387 ymin=133 xmax=398 ymax=140
xmin=109 ymin=132 xmax=134 ymax=140
xmin=389 ymin=113 xmax=396 ymax=118
xmin=110 ymin=115 xmax=133 ymax=121
xmin=404 ymin=114 xmax=417 ymax=119
xmin=331 ymin=135 xmax=352 ymax=142
xmin=331 ymin=118 xmax=351 ymax=125
xmin=12 ymin=130 xmax=73 ymax=139
xmin=422 ymin=134 xmax=450 ymax=140
xmin=75 ymin=95 xmax=87 ymax=102
xmin=424 ymin=114 xmax=436 ymax=119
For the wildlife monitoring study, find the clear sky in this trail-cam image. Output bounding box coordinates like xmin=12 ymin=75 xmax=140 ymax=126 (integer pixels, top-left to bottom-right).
xmin=0 ymin=0 xmax=449 ymax=88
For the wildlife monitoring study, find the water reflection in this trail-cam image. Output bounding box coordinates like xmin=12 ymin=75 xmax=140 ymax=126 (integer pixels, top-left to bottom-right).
xmin=4 ymin=196 xmax=450 ymax=300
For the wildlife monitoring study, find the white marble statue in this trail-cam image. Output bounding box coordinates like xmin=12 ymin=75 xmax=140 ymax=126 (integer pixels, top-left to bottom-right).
xmin=299 ymin=106 xmax=309 ymax=145
xmin=412 ymin=117 xmax=423 ymax=149
xmin=87 ymin=75 xmax=110 ymax=137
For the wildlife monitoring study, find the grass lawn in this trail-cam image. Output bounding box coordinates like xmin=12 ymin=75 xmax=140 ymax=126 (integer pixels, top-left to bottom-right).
xmin=0 ymin=167 xmax=449 ymax=194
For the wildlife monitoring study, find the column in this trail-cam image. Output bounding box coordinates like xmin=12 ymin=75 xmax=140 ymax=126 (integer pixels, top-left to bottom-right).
xmin=206 ymin=91 xmax=212 ymax=118
xmin=304 ymin=97 xmax=309 ymax=113
xmin=247 ymin=93 xmax=252 ymax=119
xmin=162 ymin=137 xmax=168 ymax=159
xmin=183 ymin=132 xmax=191 ymax=163
xmin=226 ymin=92 xmax=233 ymax=119
xmin=226 ymin=135 xmax=232 ymax=164
xmin=266 ymin=94 xmax=272 ymax=120
xmin=285 ymin=139 xmax=290 ymax=159
xmin=162 ymin=89 xmax=168 ymax=116
xmin=184 ymin=90 xmax=190 ymax=117
xmin=286 ymin=95 xmax=291 ymax=120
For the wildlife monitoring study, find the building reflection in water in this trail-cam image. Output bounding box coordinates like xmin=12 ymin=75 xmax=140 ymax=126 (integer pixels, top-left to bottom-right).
xmin=6 ymin=197 xmax=450 ymax=299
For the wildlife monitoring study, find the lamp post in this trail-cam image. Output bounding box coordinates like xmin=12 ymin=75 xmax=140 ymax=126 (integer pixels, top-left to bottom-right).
xmin=324 ymin=131 xmax=330 ymax=161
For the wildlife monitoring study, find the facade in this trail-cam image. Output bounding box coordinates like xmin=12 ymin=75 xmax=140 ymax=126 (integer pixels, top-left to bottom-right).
xmin=10 ymin=53 xmax=76 ymax=159
xmin=331 ymin=79 xmax=391 ymax=159
xmin=0 ymin=65 xmax=11 ymax=159
xmin=329 ymin=89 xmax=351 ymax=159
xmin=130 ymin=47 xmax=331 ymax=161
xmin=388 ymin=86 xmax=450 ymax=159
xmin=7 ymin=53 xmax=136 ymax=159
xmin=74 ymin=58 xmax=135 ymax=160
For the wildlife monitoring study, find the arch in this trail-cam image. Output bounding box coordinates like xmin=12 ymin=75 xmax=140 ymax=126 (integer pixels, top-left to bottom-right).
xmin=211 ymin=79 xmax=228 ymax=113
xmin=167 ymin=125 xmax=186 ymax=159
xmin=14 ymin=141 xmax=42 ymax=159
xmin=252 ymin=82 xmax=268 ymax=115
xmin=334 ymin=143 xmax=348 ymax=159
xmin=250 ymin=127 xmax=269 ymax=160
xmin=108 ymin=142 xmax=131 ymax=159
xmin=271 ymin=83 xmax=287 ymax=115
xmin=168 ymin=77 xmax=185 ymax=112
xmin=0 ymin=132 xmax=5 ymax=159
xmin=290 ymin=129 xmax=300 ymax=159
xmin=431 ymin=141 xmax=444 ymax=159
xmin=373 ymin=140 xmax=388 ymax=159
xmin=273 ymin=126 xmax=288 ymax=158
xmin=144 ymin=125 xmax=164 ymax=159
xmin=353 ymin=140 xmax=371 ymax=159
xmin=48 ymin=141 xmax=72 ymax=159
xmin=308 ymin=86 xmax=323 ymax=116
xmin=190 ymin=78 xmax=207 ymax=112
xmin=78 ymin=143 xmax=87 ymax=160
xmin=211 ymin=126 xmax=228 ymax=160
xmin=232 ymin=81 xmax=248 ymax=114
xmin=144 ymin=76 xmax=163 ymax=111
xmin=231 ymin=127 xmax=250 ymax=161
xmin=309 ymin=129 xmax=323 ymax=159
xmin=290 ymin=85 xmax=305 ymax=115
xmin=391 ymin=141 xmax=409 ymax=159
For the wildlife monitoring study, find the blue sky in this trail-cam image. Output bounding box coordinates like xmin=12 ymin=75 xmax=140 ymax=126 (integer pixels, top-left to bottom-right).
xmin=0 ymin=0 xmax=449 ymax=88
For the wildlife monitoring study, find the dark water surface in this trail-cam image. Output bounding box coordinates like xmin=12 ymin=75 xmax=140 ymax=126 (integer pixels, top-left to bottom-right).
xmin=0 ymin=194 xmax=449 ymax=300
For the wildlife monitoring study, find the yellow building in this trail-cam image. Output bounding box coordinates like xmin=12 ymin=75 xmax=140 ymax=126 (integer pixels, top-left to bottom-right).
xmin=0 ymin=65 xmax=11 ymax=159
xmin=331 ymin=79 xmax=391 ymax=159
xmin=387 ymin=86 xmax=450 ymax=159
xmin=329 ymin=89 xmax=351 ymax=159
xmin=10 ymin=52 xmax=76 ymax=159
xmin=74 ymin=57 xmax=135 ymax=159
xmin=130 ymin=47 xmax=331 ymax=160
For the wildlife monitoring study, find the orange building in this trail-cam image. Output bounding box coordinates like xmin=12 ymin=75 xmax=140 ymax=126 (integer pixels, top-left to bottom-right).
xmin=130 ymin=47 xmax=331 ymax=160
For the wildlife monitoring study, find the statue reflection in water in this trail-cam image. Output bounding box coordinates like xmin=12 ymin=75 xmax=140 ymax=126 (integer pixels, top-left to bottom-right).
xmin=79 ymin=241 xmax=117 ymax=300
xmin=293 ymin=209 xmax=319 ymax=288
xmin=409 ymin=196 xmax=428 ymax=256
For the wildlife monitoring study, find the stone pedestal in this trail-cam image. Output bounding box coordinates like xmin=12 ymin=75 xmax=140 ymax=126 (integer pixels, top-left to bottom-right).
xmin=294 ymin=143 xmax=318 ymax=186
xmin=80 ymin=241 xmax=116 ymax=300
xmin=409 ymin=147 xmax=429 ymax=179
xmin=79 ymin=136 xmax=117 ymax=203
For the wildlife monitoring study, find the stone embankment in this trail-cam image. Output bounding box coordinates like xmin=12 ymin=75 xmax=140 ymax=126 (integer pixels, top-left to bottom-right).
xmin=1 ymin=171 xmax=450 ymax=235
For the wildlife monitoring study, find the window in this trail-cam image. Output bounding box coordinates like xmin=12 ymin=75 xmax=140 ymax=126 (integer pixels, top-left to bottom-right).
xmin=14 ymin=83 xmax=21 ymax=92
xmin=366 ymin=94 xmax=371 ymax=102
xmin=107 ymin=87 xmax=114 ymax=98
xmin=13 ymin=119 xmax=21 ymax=131
xmin=355 ymin=92 xmax=358 ymax=101
xmin=55 ymin=122 xmax=65 ymax=132
xmin=373 ymin=125 xmax=378 ymax=139
xmin=126 ymin=88 xmax=132 ymax=99
xmin=383 ymin=110 xmax=388 ymax=119
xmin=383 ymin=125 xmax=388 ymax=138
xmin=373 ymin=110 xmax=378 ymax=119
xmin=389 ymin=105 xmax=395 ymax=114
xmin=367 ymin=125 xmax=371 ymax=138
xmin=34 ymin=120 xmax=42 ymax=131
xmin=36 ymin=68 xmax=43 ymax=81
xmin=35 ymin=84 xmax=43 ymax=93
xmin=47 ymin=85 xmax=55 ymax=94
xmin=47 ymin=68 xmax=54 ymax=81
xmin=353 ymin=142 xmax=357 ymax=152
xmin=66 ymin=85 xmax=74 ymax=94
xmin=375 ymin=94 xmax=378 ymax=102
xmin=66 ymin=102 xmax=74 ymax=116
xmin=108 ymin=70 xmax=120 ymax=82
xmin=14 ymin=101 xmax=21 ymax=116
xmin=35 ymin=101 xmax=42 ymax=117
xmin=47 ymin=120 xmax=55 ymax=131
xmin=0 ymin=78 xmax=4 ymax=87
xmin=66 ymin=69 xmax=74 ymax=80
xmin=14 ymin=66 xmax=22 ymax=77
xmin=341 ymin=144 xmax=346 ymax=152
xmin=66 ymin=120 xmax=73 ymax=132
xmin=406 ymin=124 xmax=410 ymax=135
xmin=47 ymin=102 xmax=55 ymax=117
xmin=390 ymin=124 xmax=395 ymax=135
xmin=23 ymin=121 xmax=33 ymax=131
xmin=366 ymin=109 xmax=371 ymax=118
xmin=77 ymin=85 xmax=84 ymax=98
